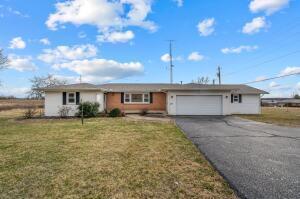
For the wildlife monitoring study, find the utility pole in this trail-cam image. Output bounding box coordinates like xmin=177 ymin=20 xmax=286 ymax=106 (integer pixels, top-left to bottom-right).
xmin=79 ymin=75 xmax=82 ymax=83
xmin=217 ymin=66 xmax=221 ymax=85
xmin=168 ymin=40 xmax=175 ymax=84
xmin=81 ymin=98 xmax=84 ymax=125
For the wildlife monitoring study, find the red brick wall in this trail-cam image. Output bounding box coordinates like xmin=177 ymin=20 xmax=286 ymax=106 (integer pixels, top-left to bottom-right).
xmin=106 ymin=92 xmax=166 ymax=112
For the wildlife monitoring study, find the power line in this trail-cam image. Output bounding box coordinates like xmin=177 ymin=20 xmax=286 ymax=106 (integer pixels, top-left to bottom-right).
xmin=243 ymin=72 xmax=300 ymax=85
xmin=224 ymin=49 xmax=300 ymax=77
xmin=222 ymin=19 xmax=300 ymax=77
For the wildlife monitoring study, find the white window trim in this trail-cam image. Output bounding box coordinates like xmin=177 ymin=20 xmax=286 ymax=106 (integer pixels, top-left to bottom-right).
xmin=67 ymin=92 xmax=76 ymax=105
xmin=124 ymin=93 xmax=150 ymax=104
xmin=233 ymin=94 xmax=240 ymax=103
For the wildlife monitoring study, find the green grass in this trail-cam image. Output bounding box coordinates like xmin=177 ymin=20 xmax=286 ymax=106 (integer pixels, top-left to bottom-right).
xmin=240 ymin=107 xmax=300 ymax=127
xmin=0 ymin=110 xmax=235 ymax=199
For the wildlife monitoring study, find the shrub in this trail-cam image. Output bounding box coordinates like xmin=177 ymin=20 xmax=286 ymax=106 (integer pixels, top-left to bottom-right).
xmin=109 ymin=108 xmax=121 ymax=117
xmin=58 ymin=106 xmax=72 ymax=118
xmin=24 ymin=108 xmax=37 ymax=119
xmin=76 ymin=102 xmax=99 ymax=117
xmin=38 ymin=109 xmax=44 ymax=118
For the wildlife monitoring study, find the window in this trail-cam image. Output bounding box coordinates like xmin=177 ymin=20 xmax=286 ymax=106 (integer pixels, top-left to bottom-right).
xmin=144 ymin=93 xmax=149 ymax=103
xmin=68 ymin=92 xmax=75 ymax=104
xmin=131 ymin=94 xmax=143 ymax=102
xmin=233 ymin=94 xmax=239 ymax=102
xmin=125 ymin=93 xmax=130 ymax=103
xmin=232 ymin=94 xmax=242 ymax=103
xmin=124 ymin=93 xmax=150 ymax=104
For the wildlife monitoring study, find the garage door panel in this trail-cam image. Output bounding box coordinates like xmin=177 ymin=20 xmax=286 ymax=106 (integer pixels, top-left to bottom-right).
xmin=176 ymin=95 xmax=222 ymax=115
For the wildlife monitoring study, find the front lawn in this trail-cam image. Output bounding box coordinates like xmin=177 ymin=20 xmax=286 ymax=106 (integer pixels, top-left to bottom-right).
xmin=0 ymin=110 xmax=234 ymax=198
xmin=240 ymin=107 xmax=300 ymax=127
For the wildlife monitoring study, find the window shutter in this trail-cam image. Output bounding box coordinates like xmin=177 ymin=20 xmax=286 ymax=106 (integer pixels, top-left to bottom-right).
xmin=76 ymin=92 xmax=80 ymax=105
xmin=150 ymin=92 xmax=153 ymax=103
xmin=62 ymin=92 xmax=67 ymax=105
xmin=239 ymin=94 xmax=242 ymax=103
xmin=231 ymin=94 xmax=233 ymax=103
xmin=121 ymin=92 xmax=124 ymax=103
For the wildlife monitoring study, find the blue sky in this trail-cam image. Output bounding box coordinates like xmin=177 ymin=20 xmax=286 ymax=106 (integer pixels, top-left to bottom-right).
xmin=0 ymin=0 xmax=299 ymax=97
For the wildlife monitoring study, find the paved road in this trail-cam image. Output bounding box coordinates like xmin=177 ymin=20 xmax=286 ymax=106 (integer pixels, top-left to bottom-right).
xmin=175 ymin=116 xmax=300 ymax=199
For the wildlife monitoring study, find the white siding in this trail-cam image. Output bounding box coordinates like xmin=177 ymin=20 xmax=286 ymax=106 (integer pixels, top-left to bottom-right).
xmin=45 ymin=91 xmax=104 ymax=116
xmin=167 ymin=91 xmax=232 ymax=115
xmin=229 ymin=94 xmax=261 ymax=114
xmin=167 ymin=91 xmax=261 ymax=115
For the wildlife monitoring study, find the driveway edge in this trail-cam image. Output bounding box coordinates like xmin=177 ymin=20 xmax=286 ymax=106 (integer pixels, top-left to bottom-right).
xmin=174 ymin=122 xmax=245 ymax=199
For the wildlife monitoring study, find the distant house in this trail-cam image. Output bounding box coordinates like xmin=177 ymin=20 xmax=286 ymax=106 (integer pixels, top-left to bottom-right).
xmin=261 ymin=98 xmax=300 ymax=107
xmin=38 ymin=83 xmax=268 ymax=116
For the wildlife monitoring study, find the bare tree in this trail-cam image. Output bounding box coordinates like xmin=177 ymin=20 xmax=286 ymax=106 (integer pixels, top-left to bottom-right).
xmin=0 ymin=49 xmax=9 ymax=85
xmin=0 ymin=49 xmax=8 ymax=70
xmin=192 ymin=76 xmax=210 ymax=84
xmin=28 ymin=74 xmax=67 ymax=99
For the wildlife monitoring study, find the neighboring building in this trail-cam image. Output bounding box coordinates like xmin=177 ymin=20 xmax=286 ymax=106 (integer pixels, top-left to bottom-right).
xmin=38 ymin=83 xmax=268 ymax=116
xmin=261 ymin=98 xmax=300 ymax=107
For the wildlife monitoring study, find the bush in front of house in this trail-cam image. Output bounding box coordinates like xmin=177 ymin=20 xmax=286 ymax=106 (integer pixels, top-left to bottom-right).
xmin=58 ymin=106 xmax=72 ymax=118
xmin=24 ymin=107 xmax=37 ymax=119
xmin=109 ymin=108 xmax=122 ymax=117
xmin=76 ymin=102 xmax=99 ymax=117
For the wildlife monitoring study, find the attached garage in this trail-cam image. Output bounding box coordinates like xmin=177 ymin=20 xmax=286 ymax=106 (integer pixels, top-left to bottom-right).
xmin=176 ymin=95 xmax=223 ymax=115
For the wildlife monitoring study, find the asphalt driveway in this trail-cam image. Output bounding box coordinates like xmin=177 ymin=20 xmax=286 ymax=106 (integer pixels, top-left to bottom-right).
xmin=175 ymin=116 xmax=300 ymax=199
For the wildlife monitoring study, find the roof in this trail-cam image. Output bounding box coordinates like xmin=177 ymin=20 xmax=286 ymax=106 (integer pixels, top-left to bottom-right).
xmin=99 ymin=83 xmax=268 ymax=94
xmin=39 ymin=83 xmax=268 ymax=94
xmin=262 ymin=98 xmax=300 ymax=103
xmin=37 ymin=83 xmax=100 ymax=91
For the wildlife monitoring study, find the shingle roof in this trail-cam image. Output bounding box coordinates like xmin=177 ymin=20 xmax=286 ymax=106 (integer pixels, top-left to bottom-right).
xmin=99 ymin=83 xmax=268 ymax=94
xmin=37 ymin=83 xmax=100 ymax=91
xmin=39 ymin=83 xmax=268 ymax=94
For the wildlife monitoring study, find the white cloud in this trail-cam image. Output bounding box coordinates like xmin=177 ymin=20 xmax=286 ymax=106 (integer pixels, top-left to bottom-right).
xmin=9 ymin=37 xmax=26 ymax=49
xmin=38 ymin=44 xmax=98 ymax=64
xmin=7 ymin=54 xmax=37 ymax=72
xmin=221 ymin=45 xmax=258 ymax=54
xmin=0 ymin=86 xmax=30 ymax=98
xmin=249 ymin=0 xmax=290 ymax=15
xmin=242 ymin=17 xmax=267 ymax=34
xmin=40 ymin=38 xmax=51 ymax=45
xmin=265 ymin=82 xmax=300 ymax=97
xmin=52 ymin=75 xmax=78 ymax=83
xmin=53 ymin=59 xmax=144 ymax=83
xmin=161 ymin=53 xmax=170 ymax=62
xmin=269 ymin=81 xmax=279 ymax=88
xmin=0 ymin=6 xmax=29 ymax=18
xmin=97 ymin=30 xmax=135 ymax=43
xmin=197 ymin=18 xmax=215 ymax=36
xmin=280 ymin=66 xmax=300 ymax=76
xmin=297 ymin=82 xmax=300 ymax=90
xmin=188 ymin=52 xmax=204 ymax=61
xmin=160 ymin=53 xmax=182 ymax=62
xmin=174 ymin=0 xmax=183 ymax=7
xmin=46 ymin=0 xmax=156 ymax=43
xmin=255 ymin=76 xmax=267 ymax=81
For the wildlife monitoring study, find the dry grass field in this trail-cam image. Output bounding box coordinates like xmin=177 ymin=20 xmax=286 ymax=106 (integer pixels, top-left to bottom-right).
xmin=0 ymin=109 xmax=235 ymax=199
xmin=0 ymin=99 xmax=43 ymax=111
xmin=240 ymin=107 xmax=300 ymax=127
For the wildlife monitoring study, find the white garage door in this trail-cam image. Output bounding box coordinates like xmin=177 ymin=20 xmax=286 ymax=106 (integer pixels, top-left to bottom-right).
xmin=176 ymin=95 xmax=222 ymax=115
